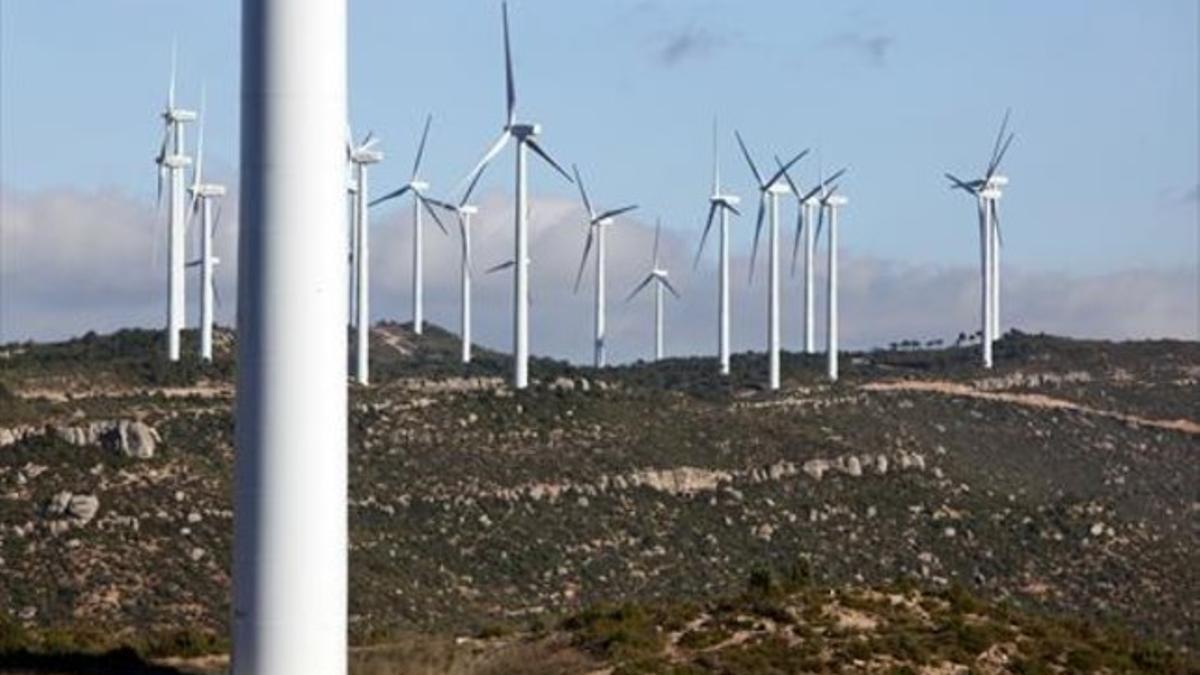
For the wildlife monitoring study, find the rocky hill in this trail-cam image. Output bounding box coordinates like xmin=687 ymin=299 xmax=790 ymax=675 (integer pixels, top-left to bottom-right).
xmin=0 ymin=323 xmax=1197 ymax=672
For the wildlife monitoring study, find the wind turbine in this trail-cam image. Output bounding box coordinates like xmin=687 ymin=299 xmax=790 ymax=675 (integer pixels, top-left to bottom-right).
xmin=154 ymin=47 xmax=196 ymax=362
xmin=428 ymin=166 xmax=489 ymax=364
xmin=347 ymin=129 xmax=383 ymax=385
xmin=457 ymin=1 xmax=573 ymax=390
xmin=570 ymin=164 xmax=638 ymax=368
xmin=627 ymin=219 xmax=681 ymax=361
xmin=693 ymin=119 xmax=741 ymax=375
xmin=735 ymin=131 xmax=809 ymax=391
xmin=816 ymin=187 xmax=849 ymax=382
xmin=370 ymin=114 xmax=447 ymax=337
xmin=946 ymin=109 xmax=1014 ymax=369
xmin=779 ymin=163 xmax=845 ymax=355
xmin=185 ymin=90 xmax=225 ymax=363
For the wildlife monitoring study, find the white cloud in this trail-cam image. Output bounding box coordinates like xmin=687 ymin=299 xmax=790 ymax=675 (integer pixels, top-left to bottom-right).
xmin=2 ymin=185 xmax=1196 ymax=360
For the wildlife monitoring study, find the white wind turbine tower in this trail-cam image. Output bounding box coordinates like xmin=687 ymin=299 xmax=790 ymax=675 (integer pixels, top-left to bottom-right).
xmin=458 ymin=1 xmax=574 ymax=390
xmin=185 ymin=90 xmax=225 ymax=363
xmin=571 ymin=164 xmax=638 ymax=368
xmin=370 ymin=114 xmax=447 ymax=336
xmin=428 ymin=167 xmax=490 ymax=364
xmin=779 ymin=163 xmax=845 ymax=354
xmin=234 ymin=0 xmax=348 ymax=672
xmin=627 ymin=220 xmax=681 ymax=361
xmin=735 ymin=131 xmax=809 ymax=391
xmin=946 ymin=109 xmax=1015 ymax=369
xmin=347 ymin=129 xmax=383 ymax=385
xmin=693 ymin=119 xmax=741 ymax=375
xmin=814 ymin=181 xmax=849 ymax=381
xmin=153 ymin=48 xmax=195 ymax=362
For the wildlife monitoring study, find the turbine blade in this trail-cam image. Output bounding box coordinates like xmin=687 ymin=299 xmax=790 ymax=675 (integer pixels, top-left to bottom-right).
xmin=693 ymin=202 xmax=718 ymax=269
xmin=748 ymin=196 xmax=765 ymax=283
xmin=734 ymin=130 xmax=764 ymax=187
xmin=502 ymin=1 xmax=516 ymax=127
xmin=775 ymin=154 xmax=802 ymax=198
xmin=595 ymin=204 xmax=637 ymax=223
xmin=790 ymin=207 xmax=804 ymax=278
xmin=721 ymin=200 xmax=741 ymax=216
xmin=168 ymin=42 xmax=177 ymax=110
xmin=156 ymin=164 xmax=165 ymax=211
xmin=987 ymin=132 xmax=1015 ymax=179
xmin=661 ymin=276 xmax=682 ymax=299
xmin=987 ymin=108 xmax=1012 ymax=174
xmin=815 ymin=201 xmax=826 ymax=243
xmin=460 ymin=159 xmax=488 ymax=206
xmin=652 ymin=218 xmax=661 ymax=267
xmin=824 ymin=167 xmax=847 ymax=188
xmin=525 ymin=138 xmax=572 ymax=183
xmin=573 ymin=228 xmax=595 ymax=294
xmin=572 ymin=164 xmax=594 ymax=219
xmin=425 ymin=196 xmax=457 ymax=212
xmin=487 ymin=259 xmax=516 ymax=274
xmin=625 ymin=274 xmax=655 ymax=302
xmin=457 ymin=131 xmax=510 ymax=196
xmin=192 ymin=86 xmax=206 ymax=188
xmin=369 ymin=184 xmax=411 ymax=208
xmin=766 ymin=148 xmax=810 ymax=188
xmin=345 ymin=123 xmax=354 ymax=158
xmin=711 ymin=116 xmax=720 ymax=194
xmin=214 ymin=283 xmax=223 ymax=309
xmin=411 ymin=114 xmax=432 ymax=180
xmin=418 ymin=194 xmax=449 ymax=235
xmin=944 ymin=172 xmax=976 ymax=193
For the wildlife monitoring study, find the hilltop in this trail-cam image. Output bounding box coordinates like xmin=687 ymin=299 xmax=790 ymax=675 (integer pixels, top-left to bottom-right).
xmin=0 ymin=323 xmax=1197 ymax=672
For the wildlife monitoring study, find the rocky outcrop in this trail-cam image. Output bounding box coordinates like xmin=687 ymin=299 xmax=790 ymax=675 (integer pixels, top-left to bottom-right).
xmin=43 ymin=491 xmax=100 ymax=534
xmin=1 ymin=420 xmax=159 ymax=458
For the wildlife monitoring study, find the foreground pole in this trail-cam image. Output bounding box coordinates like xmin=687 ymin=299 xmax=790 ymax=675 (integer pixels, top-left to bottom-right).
xmin=235 ymin=1 xmax=348 ymax=673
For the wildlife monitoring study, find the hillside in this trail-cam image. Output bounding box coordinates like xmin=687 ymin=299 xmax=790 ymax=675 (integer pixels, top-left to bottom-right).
xmin=0 ymin=323 xmax=1197 ymax=671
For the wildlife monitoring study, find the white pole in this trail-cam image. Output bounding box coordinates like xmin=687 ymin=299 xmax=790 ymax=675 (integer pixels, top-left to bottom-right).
xmin=461 ymin=215 xmax=472 ymax=364
xmin=412 ymin=195 xmax=424 ymax=334
xmin=199 ymin=197 xmax=214 ymax=362
xmin=514 ymin=140 xmax=529 ymax=389
xmin=355 ymin=165 xmax=370 ymax=385
xmin=718 ymin=205 xmax=731 ymax=375
xmin=654 ymin=279 xmax=664 ymax=361
xmin=595 ymin=224 xmax=607 ymax=368
xmin=803 ymin=200 xmax=816 ymax=354
xmin=980 ymin=197 xmax=993 ymax=368
xmin=234 ymin=3 xmax=348 ymax=674
xmin=768 ymin=191 xmax=781 ymax=391
xmin=991 ymin=199 xmax=1001 ymax=341
xmin=167 ymin=124 xmax=186 ymax=362
xmin=826 ymin=200 xmax=843 ymax=382
xmin=348 ymin=182 xmax=358 ymax=329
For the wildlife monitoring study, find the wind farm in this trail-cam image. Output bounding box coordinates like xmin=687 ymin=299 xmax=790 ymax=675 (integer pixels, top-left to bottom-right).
xmin=1 ymin=2 xmax=1197 ymax=675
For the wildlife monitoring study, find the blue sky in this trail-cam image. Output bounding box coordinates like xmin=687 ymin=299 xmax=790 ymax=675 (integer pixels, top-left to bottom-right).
xmin=1 ymin=1 xmax=1197 ymax=352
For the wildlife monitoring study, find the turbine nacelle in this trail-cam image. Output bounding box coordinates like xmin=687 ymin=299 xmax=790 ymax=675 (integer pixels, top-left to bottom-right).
xmin=980 ymin=187 xmax=1002 ymax=200
xmin=987 ymin=175 xmax=1009 ymax=188
xmin=409 ymin=179 xmax=430 ymax=193
xmin=191 ymin=183 xmax=227 ymax=198
xmin=767 ymin=182 xmax=792 ymax=196
xmin=350 ymin=148 xmax=383 ymax=165
xmin=710 ymin=193 xmax=741 ymax=206
xmin=459 ymin=204 xmax=479 ymax=216
xmin=826 ymin=195 xmax=849 ymax=208
xmin=510 ymin=122 xmax=542 ymax=139
xmin=164 ymin=108 xmax=198 ymax=123
xmin=161 ymin=154 xmax=192 ymax=169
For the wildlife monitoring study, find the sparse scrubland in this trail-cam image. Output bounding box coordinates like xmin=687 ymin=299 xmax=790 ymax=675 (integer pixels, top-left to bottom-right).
xmin=0 ymin=323 xmax=1196 ymax=673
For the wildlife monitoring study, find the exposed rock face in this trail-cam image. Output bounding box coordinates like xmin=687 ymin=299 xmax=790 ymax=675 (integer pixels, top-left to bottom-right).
xmin=1 ymin=420 xmax=159 ymax=458
xmin=42 ymin=491 xmax=99 ymax=533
